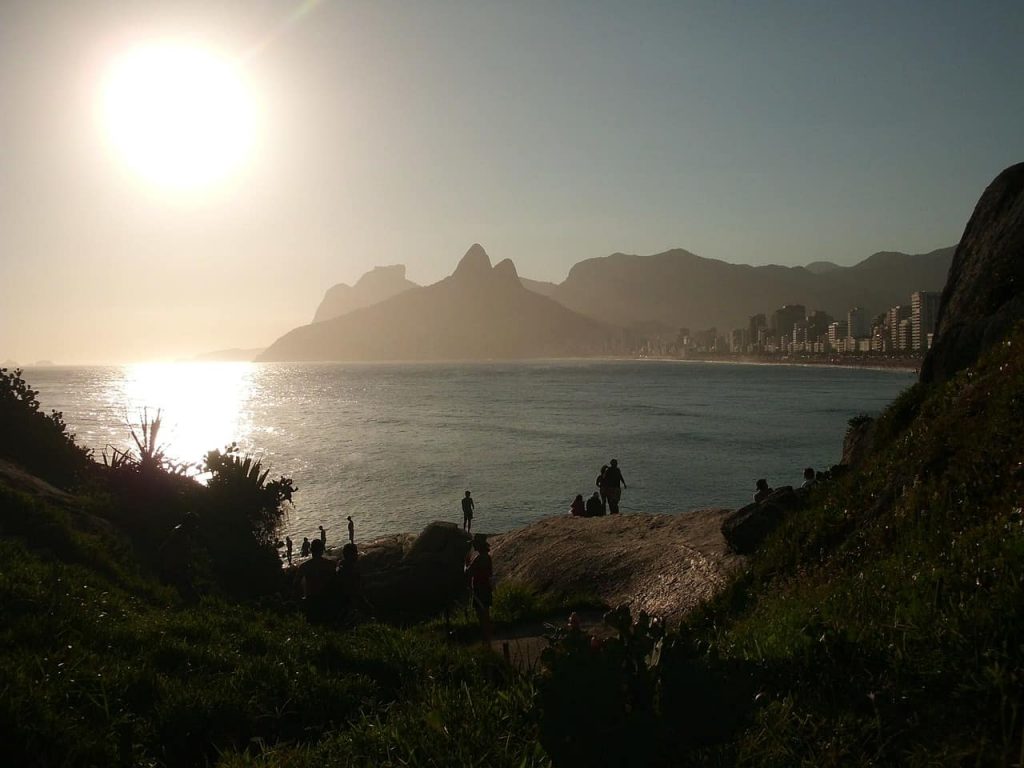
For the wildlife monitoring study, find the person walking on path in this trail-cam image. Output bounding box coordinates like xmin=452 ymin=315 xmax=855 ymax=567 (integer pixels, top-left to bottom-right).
xmin=347 ymin=515 xmax=355 ymax=544
xmin=603 ymin=459 xmax=627 ymax=514
xmin=462 ymin=490 xmax=475 ymax=532
xmin=465 ymin=536 xmax=493 ymax=644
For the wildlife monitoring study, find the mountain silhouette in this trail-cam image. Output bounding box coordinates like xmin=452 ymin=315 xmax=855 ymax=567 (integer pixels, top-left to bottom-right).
xmin=550 ymin=246 xmax=954 ymax=332
xmin=313 ymin=264 xmax=418 ymax=323
xmin=260 ymin=245 xmax=618 ymax=361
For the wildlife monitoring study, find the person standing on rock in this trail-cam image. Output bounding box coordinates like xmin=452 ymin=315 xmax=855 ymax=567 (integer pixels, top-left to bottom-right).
xmin=318 ymin=525 xmax=326 ymax=547
xmin=603 ymin=459 xmax=627 ymax=514
xmin=285 ymin=535 xmax=293 ymax=565
xmin=462 ymin=490 xmax=475 ymax=532
xmin=596 ymin=465 xmax=609 ymax=512
xmin=347 ymin=515 xmax=355 ymax=544
xmin=301 ymin=536 xmax=311 ymax=558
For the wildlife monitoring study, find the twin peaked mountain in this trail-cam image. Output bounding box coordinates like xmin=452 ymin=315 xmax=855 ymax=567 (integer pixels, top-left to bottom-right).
xmin=259 ymin=245 xmax=616 ymax=361
xmin=258 ymin=243 xmax=953 ymax=361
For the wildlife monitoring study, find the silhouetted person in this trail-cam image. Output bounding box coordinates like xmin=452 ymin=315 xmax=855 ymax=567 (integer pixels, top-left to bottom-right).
xmin=347 ymin=515 xmax=355 ymax=544
xmin=337 ymin=542 xmax=370 ymax=618
xmin=301 ymin=536 xmax=311 ymax=558
xmin=801 ymin=467 xmax=817 ymax=489
xmin=596 ymin=465 xmax=609 ymax=512
xmin=603 ymin=458 xmax=627 ymax=514
xmin=285 ymin=535 xmax=293 ymax=565
xmin=462 ymin=490 xmax=475 ymax=532
xmin=465 ymin=537 xmax=493 ymax=644
xmin=754 ymin=478 xmax=773 ymax=503
xmin=586 ymin=491 xmax=604 ymax=518
xmin=299 ymin=538 xmax=336 ymax=622
xmin=318 ymin=525 xmax=326 ymax=546
xmin=570 ymin=494 xmax=585 ymax=517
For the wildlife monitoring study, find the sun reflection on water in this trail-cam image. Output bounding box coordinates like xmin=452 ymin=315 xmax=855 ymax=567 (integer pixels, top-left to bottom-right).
xmin=108 ymin=362 xmax=257 ymax=465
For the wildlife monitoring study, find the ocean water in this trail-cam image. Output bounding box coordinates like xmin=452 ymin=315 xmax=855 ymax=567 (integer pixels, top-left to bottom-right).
xmin=24 ymin=360 xmax=913 ymax=542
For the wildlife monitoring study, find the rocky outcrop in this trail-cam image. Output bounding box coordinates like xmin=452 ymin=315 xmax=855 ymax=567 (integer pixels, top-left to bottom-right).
xmin=313 ymin=265 xmax=418 ymax=323
xmin=720 ymin=486 xmax=805 ymax=554
xmin=841 ymin=417 xmax=876 ymax=468
xmin=260 ymin=244 xmax=620 ymax=361
xmin=921 ymin=163 xmax=1024 ymax=384
xmin=489 ymin=510 xmax=743 ymax=624
xmin=353 ymin=521 xmax=470 ymax=619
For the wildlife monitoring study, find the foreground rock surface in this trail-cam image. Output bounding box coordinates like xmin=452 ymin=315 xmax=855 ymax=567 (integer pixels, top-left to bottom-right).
xmin=488 ymin=510 xmax=743 ymax=624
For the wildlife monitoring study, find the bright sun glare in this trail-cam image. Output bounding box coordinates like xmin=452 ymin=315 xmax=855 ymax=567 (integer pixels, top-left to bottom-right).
xmin=101 ymin=42 xmax=258 ymax=189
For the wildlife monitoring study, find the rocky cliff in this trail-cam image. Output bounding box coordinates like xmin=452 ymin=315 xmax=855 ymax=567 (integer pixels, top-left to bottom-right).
xmin=921 ymin=162 xmax=1024 ymax=383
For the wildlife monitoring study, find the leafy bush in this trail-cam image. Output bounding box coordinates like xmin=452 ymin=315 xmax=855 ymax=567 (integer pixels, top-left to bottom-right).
xmin=0 ymin=367 xmax=91 ymax=487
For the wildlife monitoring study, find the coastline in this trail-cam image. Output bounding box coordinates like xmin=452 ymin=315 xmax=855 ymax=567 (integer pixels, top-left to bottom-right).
xmin=631 ymin=353 xmax=919 ymax=373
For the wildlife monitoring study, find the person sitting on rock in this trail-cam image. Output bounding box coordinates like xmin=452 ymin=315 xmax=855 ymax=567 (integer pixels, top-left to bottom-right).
xmin=754 ymin=478 xmax=773 ymax=504
xmin=299 ymin=538 xmax=336 ymax=622
xmin=465 ymin=537 xmax=493 ymax=644
xmin=570 ymin=494 xmax=585 ymax=517
xmin=801 ymin=467 xmax=817 ymax=489
xmin=586 ymin=491 xmax=604 ymax=518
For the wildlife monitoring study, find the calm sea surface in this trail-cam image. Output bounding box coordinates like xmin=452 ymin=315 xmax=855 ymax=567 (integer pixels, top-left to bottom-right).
xmin=24 ymin=361 xmax=912 ymax=542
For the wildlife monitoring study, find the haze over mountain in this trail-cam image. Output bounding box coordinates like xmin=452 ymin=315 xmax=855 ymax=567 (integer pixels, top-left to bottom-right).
xmin=259 ymin=245 xmax=618 ymax=361
xmin=550 ymin=246 xmax=955 ymax=333
xmin=313 ymin=265 xmax=419 ymax=323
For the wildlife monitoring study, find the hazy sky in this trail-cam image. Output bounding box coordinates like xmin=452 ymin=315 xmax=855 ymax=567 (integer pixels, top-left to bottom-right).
xmin=1 ymin=0 xmax=1022 ymax=363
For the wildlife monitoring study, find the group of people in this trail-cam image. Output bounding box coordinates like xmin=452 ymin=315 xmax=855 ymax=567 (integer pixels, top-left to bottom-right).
xmin=753 ymin=466 xmax=825 ymax=503
xmin=570 ymin=458 xmax=628 ymax=517
xmin=284 ymin=516 xmax=355 ymax=565
xmin=295 ymin=535 xmax=369 ymax=623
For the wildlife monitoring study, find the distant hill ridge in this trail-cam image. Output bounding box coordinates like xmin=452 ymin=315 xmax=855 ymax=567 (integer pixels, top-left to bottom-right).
xmin=550 ymin=245 xmax=954 ymax=333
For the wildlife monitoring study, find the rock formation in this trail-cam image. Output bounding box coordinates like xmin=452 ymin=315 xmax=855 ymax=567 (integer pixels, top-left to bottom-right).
xmin=260 ymin=244 xmax=619 ymax=361
xmin=921 ymin=163 xmax=1024 ymax=383
xmin=313 ymin=264 xmax=418 ymax=323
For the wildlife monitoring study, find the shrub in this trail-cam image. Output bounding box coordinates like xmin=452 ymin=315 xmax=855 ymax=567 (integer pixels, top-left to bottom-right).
xmin=0 ymin=367 xmax=91 ymax=488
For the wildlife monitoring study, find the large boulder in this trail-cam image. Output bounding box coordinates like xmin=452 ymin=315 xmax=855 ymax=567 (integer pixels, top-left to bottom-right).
xmin=359 ymin=521 xmax=471 ymax=619
xmin=720 ymin=486 xmax=802 ymax=554
xmin=921 ymin=163 xmax=1024 ymax=384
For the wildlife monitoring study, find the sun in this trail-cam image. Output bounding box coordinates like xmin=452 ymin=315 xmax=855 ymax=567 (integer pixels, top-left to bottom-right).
xmin=101 ymin=42 xmax=258 ymax=189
